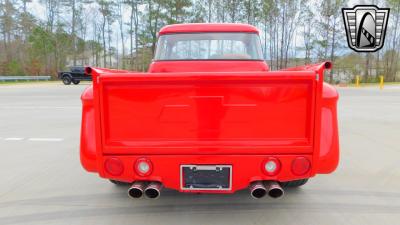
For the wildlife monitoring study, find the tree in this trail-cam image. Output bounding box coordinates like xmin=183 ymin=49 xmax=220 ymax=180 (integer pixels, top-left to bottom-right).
xmin=259 ymin=0 xmax=273 ymax=63
xmin=116 ymin=0 xmax=125 ymax=69
xmin=0 ymin=0 xmax=400 ymax=82
xmin=243 ymin=0 xmax=260 ymax=25
xmin=62 ymin=0 xmax=77 ymax=65
xmin=226 ymin=0 xmax=240 ymax=23
xmin=301 ymin=7 xmax=314 ymax=64
xmin=191 ymin=0 xmax=207 ymax=23
xmin=126 ymin=0 xmax=141 ymax=70
xmin=317 ymin=0 xmax=347 ymax=83
xmin=41 ymin=0 xmax=60 ymax=32
xmin=144 ymin=0 xmax=164 ymax=55
xmin=97 ymin=0 xmax=114 ymax=67
xmin=0 ymin=0 xmax=17 ymax=61
xmin=19 ymin=0 xmax=34 ymax=42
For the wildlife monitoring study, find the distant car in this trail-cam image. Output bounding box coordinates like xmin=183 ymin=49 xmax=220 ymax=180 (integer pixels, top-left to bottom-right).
xmin=58 ymin=66 xmax=92 ymax=85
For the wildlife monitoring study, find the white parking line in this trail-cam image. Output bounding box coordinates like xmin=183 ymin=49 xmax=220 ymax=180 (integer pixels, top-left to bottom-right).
xmin=4 ymin=137 xmax=24 ymax=141
xmin=28 ymin=138 xmax=64 ymax=142
xmin=1 ymin=137 xmax=65 ymax=142
xmin=0 ymin=106 xmax=79 ymax=110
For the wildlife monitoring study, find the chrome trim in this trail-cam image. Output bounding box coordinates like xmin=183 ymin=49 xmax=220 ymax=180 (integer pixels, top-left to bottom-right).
xmin=180 ymin=164 xmax=232 ymax=191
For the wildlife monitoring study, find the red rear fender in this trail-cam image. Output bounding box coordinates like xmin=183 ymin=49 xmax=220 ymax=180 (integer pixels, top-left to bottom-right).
xmin=317 ymin=83 xmax=339 ymax=173
xmin=80 ymin=86 xmax=97 ymax=172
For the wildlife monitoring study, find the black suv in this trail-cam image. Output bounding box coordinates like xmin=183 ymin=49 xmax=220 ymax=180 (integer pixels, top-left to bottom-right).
xmin=58 ymin=66 xmax=92 ymax=85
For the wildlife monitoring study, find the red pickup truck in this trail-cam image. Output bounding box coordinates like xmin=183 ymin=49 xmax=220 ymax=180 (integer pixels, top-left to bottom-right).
xmin=80 ymin=23 xmax=339 ymax=199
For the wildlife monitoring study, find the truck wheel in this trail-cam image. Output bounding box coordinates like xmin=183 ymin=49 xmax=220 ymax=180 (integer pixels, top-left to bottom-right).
xmin=280 ymin=179 xmax=308 ymax=188
xmin=62 ymin=76 xmax=72 ymax=85
xmin=72 ymin=80 xmax=80 ymax=85
xmin=109 ymin=179 xmax=130 ymax=186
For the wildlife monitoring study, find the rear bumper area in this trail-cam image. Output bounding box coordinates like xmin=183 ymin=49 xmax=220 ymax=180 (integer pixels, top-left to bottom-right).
xmin=97 ymin=154 xmax=314 ymax=193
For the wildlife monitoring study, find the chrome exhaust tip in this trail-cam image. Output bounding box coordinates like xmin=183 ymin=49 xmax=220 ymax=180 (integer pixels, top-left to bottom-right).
xmin=128 ymin=182 xmax=145 ymax=199
xmin=265 ymin=181 xmax=284 ymax=199
xmin=249 ymin=181 xmax=267 ymax=199
xmin=144 ymin=182 xmax=162 ymax=199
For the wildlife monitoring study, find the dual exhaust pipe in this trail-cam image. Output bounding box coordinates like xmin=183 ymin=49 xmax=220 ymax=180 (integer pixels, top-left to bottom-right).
xmin=250 ymin=181 xmax=284 ymax=199
xmin=128 ymin=180 xmax=283 ymax=199
xmin=128 ymin=181 xmax=162 ymax=199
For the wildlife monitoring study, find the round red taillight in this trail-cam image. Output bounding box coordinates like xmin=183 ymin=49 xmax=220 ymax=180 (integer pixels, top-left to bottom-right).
xmin=135 ymin=158 xmax=153 ymax=176
xmin=262 ymin=157 xmax=281 ymax=176
xmin=104 ymin=157 xmax=124 ymax=176
xmin=292 ymin=157 xmax=311 ymax=176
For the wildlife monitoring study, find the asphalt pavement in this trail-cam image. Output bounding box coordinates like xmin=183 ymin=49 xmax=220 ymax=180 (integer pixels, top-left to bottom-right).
xmin=0 ymin=82 xmax=399 ymax=225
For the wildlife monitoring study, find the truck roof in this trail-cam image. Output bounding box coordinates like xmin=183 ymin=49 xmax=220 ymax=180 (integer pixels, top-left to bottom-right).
xmin=158 ymin=23 xmax=259 ymax=35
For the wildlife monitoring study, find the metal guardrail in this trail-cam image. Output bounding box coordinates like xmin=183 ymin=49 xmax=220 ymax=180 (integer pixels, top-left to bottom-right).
xmin=0 ymin=76 xmax=52 ymax=82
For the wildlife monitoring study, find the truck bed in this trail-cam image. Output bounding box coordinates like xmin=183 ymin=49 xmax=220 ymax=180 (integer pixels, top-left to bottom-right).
xmin=94 ymin=72 xmax=319 ymax=155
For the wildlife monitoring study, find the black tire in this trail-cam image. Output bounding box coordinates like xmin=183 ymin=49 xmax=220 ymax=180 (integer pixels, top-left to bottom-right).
xmin=109 ymin=179 xmax=130 ymax=186
xmin=62 ymin=76 xmax=72 ymax=85
xmin=72 ymin=80 xmax=80 ymax=85
xmin=280 ymin=179 xmax=308 ymax=188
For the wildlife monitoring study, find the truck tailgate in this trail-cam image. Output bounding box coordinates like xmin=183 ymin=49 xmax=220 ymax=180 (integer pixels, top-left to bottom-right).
xmin=95 ymin=72 xmax=318 ymax=155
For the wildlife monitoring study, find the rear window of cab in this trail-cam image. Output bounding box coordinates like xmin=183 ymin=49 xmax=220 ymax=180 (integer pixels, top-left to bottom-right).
xmin=154 ymin=32 xmax=263 ymax=61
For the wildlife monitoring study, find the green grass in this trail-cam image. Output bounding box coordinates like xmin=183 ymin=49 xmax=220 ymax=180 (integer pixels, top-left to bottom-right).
xmin=345 ymin=82 xmax=400 ymax=87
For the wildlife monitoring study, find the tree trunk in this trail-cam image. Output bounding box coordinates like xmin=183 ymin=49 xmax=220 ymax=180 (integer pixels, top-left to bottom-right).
xmin=129 ymin=1 xmax=134 ymax=69
xmin=329 ymin=16 xmax=337 ymax=84
xmin=280 ymin=3 xmax=286 ymax=69
xmin=102 ymin=14 xmax=106 ymax=67
xmin=108 ymin=21 xmax=112 ymax=67
xmin=134 ymin=2 xmax=139 ymax=70
xmin=365 ymin=53 xmax=370 ymax=82
xmin=207 ymin=0 xmax=212 ymax=22
xmin=118 ymin=1 xmax=125 ymax=69
xmin=72 ymin=0 xmax=77 ymax=66
xmin=389 ymin=6 xmax=399 ymax=81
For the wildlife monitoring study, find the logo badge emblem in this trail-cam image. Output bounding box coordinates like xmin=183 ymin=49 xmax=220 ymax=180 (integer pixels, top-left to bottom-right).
xmin=342 ymin=5 xmax=390 ymax=52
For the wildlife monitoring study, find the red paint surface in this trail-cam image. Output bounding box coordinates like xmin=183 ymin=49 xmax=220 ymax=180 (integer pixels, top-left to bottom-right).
xmin=158 ymin=23 xmax=259 ymax=35
xmin=148 ymin=61 xmax=269 ymax=73
xmin=80 ymin=24 xmax=339 ymax=194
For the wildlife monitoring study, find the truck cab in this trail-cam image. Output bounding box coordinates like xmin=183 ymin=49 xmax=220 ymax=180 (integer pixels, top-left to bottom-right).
xmin=80 ymin=23 xmax=339 ymax=199
xmin=149 ymin=23 xmax=269 ymax=73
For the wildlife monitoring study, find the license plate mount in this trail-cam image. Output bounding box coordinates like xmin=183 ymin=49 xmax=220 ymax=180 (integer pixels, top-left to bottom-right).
xmin=180 ymin=165 xmax=232 ymax=191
